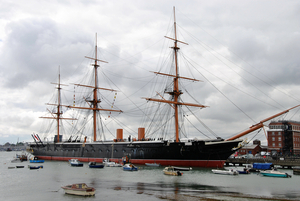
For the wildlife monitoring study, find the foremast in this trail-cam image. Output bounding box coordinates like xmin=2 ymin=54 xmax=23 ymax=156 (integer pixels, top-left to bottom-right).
xmin=40 ymin=67 xmax=76 ymax=143
xmin=143 ymin=7 xmax=207 ymax=142
xmin=63 ymin=34 xmax=122 ymax=142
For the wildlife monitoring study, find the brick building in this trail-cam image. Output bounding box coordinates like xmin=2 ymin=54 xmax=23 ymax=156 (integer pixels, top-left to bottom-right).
xmin=267 ymin=120 xmax=300 ymax=156
xmin=237 ymin=139 xmax=267 ymax=156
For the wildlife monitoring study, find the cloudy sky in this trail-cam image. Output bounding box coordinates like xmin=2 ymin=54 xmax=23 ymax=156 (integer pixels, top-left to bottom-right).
xmin=1 ymin=0 xmax=300 ymax=145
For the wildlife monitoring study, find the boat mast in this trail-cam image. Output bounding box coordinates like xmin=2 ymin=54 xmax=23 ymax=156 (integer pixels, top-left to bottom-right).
xmin=57 ymin=67 xmax=62 ymax=142
xmin=93 ymin=34 xmax=99 ymax=142
xmin=41 ymin=67 xmax=76 ymax=143
xmin=63 ymin=33 xmax=122 ymax=142
xmin=143 ymin=7 xmax=207 ymax=142
xmin=173 ymin=7 xmax=180 ymax=142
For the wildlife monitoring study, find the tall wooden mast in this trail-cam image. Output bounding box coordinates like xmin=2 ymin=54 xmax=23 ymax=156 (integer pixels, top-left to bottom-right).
xmin=173 ymin=7 xmax=180 ymax=143
xmin=41 ymin=67 xmax=76 ymax=143
xmin=93 ymin=35 xmax=99 ymax=142
xmin=63 ymin=33 xmax=122 ymax=142
xmin=143 ymin=7 xmax=207 ymax=142
xmin=57 ymin=67 xmax=62 ymax=141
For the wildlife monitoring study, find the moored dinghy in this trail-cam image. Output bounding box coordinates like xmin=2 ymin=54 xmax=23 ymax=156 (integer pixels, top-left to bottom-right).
xmin=103 ymin=158 xmax=122 ymax=167
xmin=61 ymin=183 xmax=95 ymax=196
xmin=163 ymin=166 xmax=182 ymax=176
xmin=237 ymin=168 xmax=250 ymax=174
xmin=28 ymin=165 xmax=43 ymax=170
xmin=123 ymin=163 xmax=138 ymax=171
xmin=212 ymin=169 xmax=239 ymax=175
xmin=69 ymin=159 xmax=83 ymax=167
xmin=88 ymin=161 xmax=104 ymax=168
xmin=174 ymin=166 xmax=192 ymax=171
xmin=145 ymin=163 xmax=160 ymax=167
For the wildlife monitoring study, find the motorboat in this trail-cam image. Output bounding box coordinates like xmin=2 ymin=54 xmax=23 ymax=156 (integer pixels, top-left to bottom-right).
xmin=29 ymin=157 xmax=44 ymax=163
xmin=163 ymin=166 xmax=182 ymax=176
xmin=103 ymin=158 xmax=122 ymax=167
xmin=69 ymin=159 xmax=83 ymax=167
xmin=123 ymin=163 xmax=138 ymax=171
xmin=28 ymin=165 xmax=43 ymax=170
xmin=260 ymin=169 xmax=291 ymax=178
xmin=88 ymin=162 xmax=104 ymax=168
xmin=212 ymin=169 xmax=239 ymax=175
xmin=61 ymin=183 xmax=95 ymax=196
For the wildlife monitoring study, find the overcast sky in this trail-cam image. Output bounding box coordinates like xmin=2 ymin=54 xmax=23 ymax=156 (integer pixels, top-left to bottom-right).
xmin=1 ymin=0 xmax=300 ymax=145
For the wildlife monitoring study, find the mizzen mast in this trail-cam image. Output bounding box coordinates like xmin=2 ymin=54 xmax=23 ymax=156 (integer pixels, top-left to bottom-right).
xmin=143 ymin=7 xmax=207 ymax=142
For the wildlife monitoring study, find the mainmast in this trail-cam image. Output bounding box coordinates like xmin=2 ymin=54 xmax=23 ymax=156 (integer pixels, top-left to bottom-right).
xmin=64 ymin=33 xmax=122 ymax=142
xmin=143 ymin=7 xmax=207 ymax=142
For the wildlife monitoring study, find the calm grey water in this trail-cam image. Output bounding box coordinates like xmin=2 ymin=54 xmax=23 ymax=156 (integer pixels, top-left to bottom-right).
xmin=1 ymin=151 xmax=299 ymax=201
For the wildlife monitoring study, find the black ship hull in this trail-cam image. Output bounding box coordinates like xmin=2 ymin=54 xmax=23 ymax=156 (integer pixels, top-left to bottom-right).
xmin=27 ymin=139 xmax=241 ymax=168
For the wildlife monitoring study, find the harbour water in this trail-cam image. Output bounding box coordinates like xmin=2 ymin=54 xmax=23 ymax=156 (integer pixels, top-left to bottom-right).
xmin=1 ymin=151 xmax=299 ymax=201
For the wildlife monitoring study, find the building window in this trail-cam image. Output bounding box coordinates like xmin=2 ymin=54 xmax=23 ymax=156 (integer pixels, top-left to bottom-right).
xmin=272 ymin=137 xmax=275 ymax=141
xmin=278 ymin=137 xmax=281 ymax=141
xmin=279 ymin=143 xmax=281 ymax=147
xmin=278 ymin=132 xmax=281 ymax=135
xmin=272 ymin=143 xmax=275 ymax=147
xmin=272 ymin=132 xmax=275 ymax=135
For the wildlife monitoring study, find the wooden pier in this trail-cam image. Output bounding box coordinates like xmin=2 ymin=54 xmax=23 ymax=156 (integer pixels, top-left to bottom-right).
xmin=226 ymin=157 xmax=300 ymax=169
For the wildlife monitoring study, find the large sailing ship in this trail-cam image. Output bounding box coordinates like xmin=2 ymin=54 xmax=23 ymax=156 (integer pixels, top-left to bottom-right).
xmin=27 ymin=8 xmax=300 ymax=168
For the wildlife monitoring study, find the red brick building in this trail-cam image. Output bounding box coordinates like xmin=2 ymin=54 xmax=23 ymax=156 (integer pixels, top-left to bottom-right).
xmin=237 ymin=139 xmax=267 ymax=156
xmin=267 ymin=120 xmax=300 ymax=156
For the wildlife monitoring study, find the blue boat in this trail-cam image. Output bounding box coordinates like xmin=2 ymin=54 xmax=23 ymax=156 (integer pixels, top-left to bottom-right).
xmin=260 ymin=169 xmax=291 ymax=178
xmin=88 ymin=162 xmax=104 ymax=168
xmin=28 ymin=165 xmax=43 ymax=170
xmin=237 ymin=168 xmax=250 ymax=174
xmin=29 ymin=157 xmax=44 ymax=163
xmin=123 ymin=163 xmax=138 ymax=171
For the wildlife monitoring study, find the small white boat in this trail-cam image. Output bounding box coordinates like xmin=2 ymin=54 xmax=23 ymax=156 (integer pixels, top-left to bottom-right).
xmin=163 ymin=166 xmax=182 ymax=176
xmin=103 ymin=158 xmax=122 ymax=167
xmin=212 ymin=169 xmax=239 ymax=175
xmin=61 ymin=183 xmax=95 ymax=196
xmin=145 ymin=163 xmax=160 ymax=167
xmin=123 ymin=163 xmax=138 ymax=171
xmin=69 ymin=159 xmax=83 ymax=167
xmin=174 ymin=166 xmax=192 ymax=171
xmin=260 ymin=169 xmax=291 ymax=178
